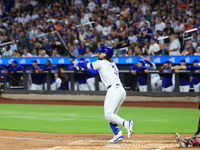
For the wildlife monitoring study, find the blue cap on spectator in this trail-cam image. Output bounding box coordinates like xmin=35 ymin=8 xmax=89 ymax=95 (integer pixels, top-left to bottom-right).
xmin=12 ymin=60 xmax=18 ymax=64
xmin=101 ymin=35 xmax=107 ymax=39
xmin=151 ymin=37 xmax=157 ymax=41
xmin=31 ymin=60 xmax=37 ymax=63
xmin=85 ymin=36 xmax=91 ymax=40
xmin=184 ymin=47 xmax=189 ymax=50
xmin=180 ymin=59 xmax=186 ymax=62
xmin=164 ymin=60 xmax=171 ymax=64
xmin=81 ymin=29 xmax=84 ymax=32
xmin=193 ymin=59 xmax=199 ymax=63
xmin=121 ymin=49 xmax=126 ymax=54
xmin=138 ymin=60 xmax=145 ymax=66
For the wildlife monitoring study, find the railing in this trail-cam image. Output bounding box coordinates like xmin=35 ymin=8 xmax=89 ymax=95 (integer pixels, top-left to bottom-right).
xmin=0 ymin=69 xmax=200 ymax=94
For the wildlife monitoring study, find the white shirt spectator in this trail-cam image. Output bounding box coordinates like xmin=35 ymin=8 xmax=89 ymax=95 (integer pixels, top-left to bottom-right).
xmin=22 ymin=53 xmax=32 ymax=57
xmin=155 ymin=22 xmax=166 ymax=32
xmin=21 ymin=13 xmax=31 ymax=23
xmin=84 ymin=52 xmax=94 ymax=57
xmin=102 ymin=26 xmax=111 ymax=36
xmin=128 ymin=35 xmax=137 ymax=44
xmin=148 ymin=43 xmax=160 ymax=55
xmin=14 ymin=16 xmax=23 ymax=23
xmin=101 ymin=3 xmax=109 ymax=10
xmin=2 ymin=50 xmax=12 ymax=57
xmin=31 ymin=14 xmax=39 ymax=20
xmin=111 ymin=6 xmax=120 ymax=13
xmin=174 ymin=23 xmax=184 ymax=33
xmin=10 ymin=44 xmax=17 ymax=52
xmin=80 ymin=16 xmax=90 ymax=25
xmin=87 ymin=1 xmax=96 ymax=12
xmin=55 ymin=77 xmax=61 ymax=90
xmin=95 ymin=24 xmax=103 ymax=32
xmin=168 ymin=38 xmax=181 ymax=55
xmin=30 ymin=29 xmax=38 ymax=38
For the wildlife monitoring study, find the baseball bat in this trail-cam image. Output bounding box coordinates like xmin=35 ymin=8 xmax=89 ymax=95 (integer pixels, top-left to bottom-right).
xmin=55 ymin=31 xmax=75 ymax=60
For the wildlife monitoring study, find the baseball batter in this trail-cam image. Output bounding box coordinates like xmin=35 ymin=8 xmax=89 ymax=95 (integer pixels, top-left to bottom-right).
xmin=73 ymin=46 xmax=133 ymax=143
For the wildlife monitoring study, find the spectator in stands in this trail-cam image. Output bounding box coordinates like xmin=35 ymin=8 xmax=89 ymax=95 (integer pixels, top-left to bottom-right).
xmin=100 ymin=35 xmax=112 ymax=47
xmin=139 ymin=22 xmax=153 ymax=41
xmin=18 ymin=31 xmax=29 ymax=51
xmin=2 ymin=45 xmax=12 ymax=57
xmin=78 ymin=40 xmax=86 ymax=56
xmin=84 ymin=46 xmax=93 ymax=57
xmin=42 ymin=38 xmax=52 ymax=55
xmin=102 ymin=22 xmax=112 ymax=36
xmin=174 ymin=20 xmax=184 ymax=34
xmin=194 ymin=47 xmax=200 ymax=55
xmin=10 ymin=39 xmax=17 ymax=52
xmin=94 ymin=20 xmax=103 ymax=34
xmin=113 ymin=29 xmax=125 ymax=50
xmin=22 ymin=48 xmax=32 ymax=57
xmin=128 ymin=30 xmax=137 ymax=45
xmin=167 ymin=32 xmax=181 ymax=55
xmin=52 ymin=49 xmax=60 ymax=57
xmin=147 ymin=37 xmax=160 ymax=55
xmin=164 ymin=22 xmax=174 ymax=36
xmin=79 ymin=29 xmax=86 ymax=41
xmin=34 ymin=40 xmax=48 ymax=56
xmin=130 ymin=60 xmax=148 ymax=92
xmin=155 ymin=17 xmax=166 ymax=32
xmin=24 ymin=60 xmax=44 ymax=90
xmin=38 ymin=49 xmax=49 ymax=57
xmin=31 ymin=48 xmax=38 ymax=57
xmin=181 ymin=47 xmax=189 ymax=56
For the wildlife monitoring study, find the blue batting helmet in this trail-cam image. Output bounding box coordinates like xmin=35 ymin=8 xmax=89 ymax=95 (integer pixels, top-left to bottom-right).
xmin=98 ymin=46 xmax=113 ymax=58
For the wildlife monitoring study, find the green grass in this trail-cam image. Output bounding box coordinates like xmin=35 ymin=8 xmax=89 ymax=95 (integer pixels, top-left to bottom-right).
xmin=0 ymin=103 xmax=198 ymax=134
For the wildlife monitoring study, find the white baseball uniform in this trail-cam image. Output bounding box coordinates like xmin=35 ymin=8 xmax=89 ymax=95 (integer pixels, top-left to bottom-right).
xmin=145 ymin=60 xmax=160 ymax=91
xmin=86 ymin=60 xmax=127 ymax=125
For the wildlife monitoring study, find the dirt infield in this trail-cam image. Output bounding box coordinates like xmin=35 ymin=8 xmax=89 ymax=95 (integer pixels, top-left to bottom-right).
xmin=0 ymin=96 xmax=198 ymax=150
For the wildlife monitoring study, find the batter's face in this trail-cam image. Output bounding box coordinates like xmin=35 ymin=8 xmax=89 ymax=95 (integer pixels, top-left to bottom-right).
xmin=98 ymin=52 xmax=106 ymax=60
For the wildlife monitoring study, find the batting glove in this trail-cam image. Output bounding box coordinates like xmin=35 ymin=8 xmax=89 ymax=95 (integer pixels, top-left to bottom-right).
xmin=72 ymin=60 xmax=79 ymax=66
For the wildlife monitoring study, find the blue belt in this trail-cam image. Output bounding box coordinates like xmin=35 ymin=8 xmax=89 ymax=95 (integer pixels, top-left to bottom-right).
xmin=107 ymin=84 xmax=120 ymax=89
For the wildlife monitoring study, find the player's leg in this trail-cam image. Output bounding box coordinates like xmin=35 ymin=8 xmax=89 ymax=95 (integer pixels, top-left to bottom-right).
xmin=104 ymin=86 xmax=133 ymax=139
xmin=30 ymin=83 xmax=38 ymax=90
xmin=50 ymin=82 xmax=56 ymax=90
xmin=151 ymin=76 xmax=160 ymax=91
xmin=179 ymin=86 xmax=183 ymax=92
xmin=193 ymin=83 xmax=200 ymax=92
xmin=86 ymin=77 xmax=95 ymax=91
xmin=38 ymin=84 xmax=43 ymax=90
xmin=78 ymin=84 xmax=85 ymax=91
xmin=84 ymin=83 xmax=90 ymax=91
xmin=164 ymin=86 xmax=173 ymax=92
xmin=157 ymin=80 xmax=162 ymax=91
xmin=183 ymin=85 xmax=190 ymax=92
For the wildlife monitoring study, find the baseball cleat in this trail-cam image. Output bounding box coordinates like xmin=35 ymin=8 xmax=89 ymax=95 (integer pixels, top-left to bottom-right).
xmin=126 ymin=120 xmax=134 ymax=138
xmin=108 ymin=131 xmax=124 ymax=143
xmin=175 ymin=133 xmax=188 ymax=148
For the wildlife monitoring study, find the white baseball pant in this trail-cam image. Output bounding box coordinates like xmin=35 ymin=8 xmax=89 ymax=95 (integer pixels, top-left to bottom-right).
xmin=44 ymin=83 xmax=56 ymax=90
xmin=86 ymin=77 xmax=95 ymax=91
xmin=193 ymin=82 xmax=200 ymax=92
xmin=151 ymin=75 xmax=160 ymax=91
xmin=162 ymin=86 xmax=173 ymax=92
xmin=179 ymin=85 xmax=190 ymax=92
xmin=139 ymin=85 xmax=147 ymax=92
xmin=30 ymin=83 xmax=43 ymax=90
xmin=104 ymin=85 xmax=126 ymax=125
xmin=78 ymin=83 xmax=90 ymax=91
xmin=68 ymin=81 xmax=78 ymax=91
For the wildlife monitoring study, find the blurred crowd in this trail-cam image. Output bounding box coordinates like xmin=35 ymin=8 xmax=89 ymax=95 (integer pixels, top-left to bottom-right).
xmin=0 ymin=0 xmax=199 ymax=58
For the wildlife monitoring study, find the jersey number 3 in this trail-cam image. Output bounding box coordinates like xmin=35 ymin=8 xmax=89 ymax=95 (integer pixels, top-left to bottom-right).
xmin=112 ymin=66 xmax=119 ymax=75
